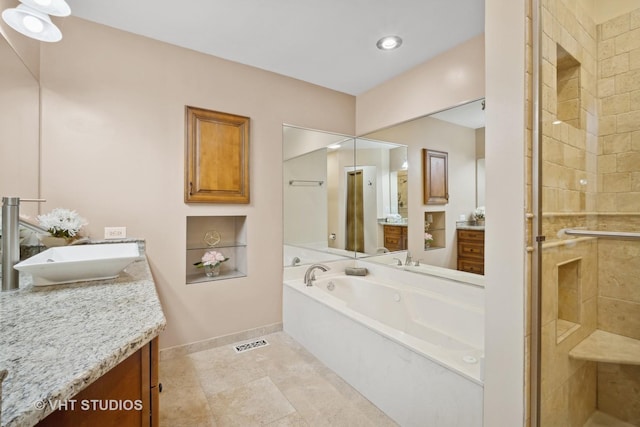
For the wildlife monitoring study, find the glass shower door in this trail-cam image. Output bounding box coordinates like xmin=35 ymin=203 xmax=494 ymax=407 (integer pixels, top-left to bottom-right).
xmin=536 ymin=0 xmax=640 ymax=426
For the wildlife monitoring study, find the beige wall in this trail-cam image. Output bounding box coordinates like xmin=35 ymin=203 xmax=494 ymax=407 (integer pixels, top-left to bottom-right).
xmin=39 ymin=17 xmax=355 ymax=349
xmin=0 ymin=32 xmax=40 ymax=218
xmin=355 ymin=34 xmax=485 ymax=136
xmin=0 ymin=0 xmax=40 ymax=79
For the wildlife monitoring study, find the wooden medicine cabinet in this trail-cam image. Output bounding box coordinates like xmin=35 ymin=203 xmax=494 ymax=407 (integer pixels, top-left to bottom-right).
xmin=185 ymin=106 xmax=250 ymax=203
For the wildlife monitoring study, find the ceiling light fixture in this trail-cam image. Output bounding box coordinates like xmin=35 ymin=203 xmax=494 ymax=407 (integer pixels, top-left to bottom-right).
xmin=1 ymin=0 xmax=70 ymax=43
xmin=20 ymin=0 xmax=70 ymax=17
xmin=376 ymin=35 xmax=403 ymax=51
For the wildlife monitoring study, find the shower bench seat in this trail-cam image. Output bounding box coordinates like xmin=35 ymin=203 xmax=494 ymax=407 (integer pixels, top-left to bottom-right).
xmin=569 ymin=329 xmax=640 ymax=365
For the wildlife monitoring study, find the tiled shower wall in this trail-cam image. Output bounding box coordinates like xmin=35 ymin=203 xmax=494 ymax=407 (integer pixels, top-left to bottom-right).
xmin=540 ymin=0 xmax=599 ymax=424
xmin=538 ymin=2 xmax=640 ymax=425
xmin=596 ymin=8 xmax=640 ymax=213
xmin=595 ymin=8 xmax=640 ymax=426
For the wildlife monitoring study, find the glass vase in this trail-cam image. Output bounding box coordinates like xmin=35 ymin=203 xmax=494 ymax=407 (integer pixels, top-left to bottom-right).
xmin=204 ymin=264 xmax=220 ymax=277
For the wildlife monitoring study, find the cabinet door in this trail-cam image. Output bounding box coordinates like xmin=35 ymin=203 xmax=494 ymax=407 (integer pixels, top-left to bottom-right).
xmin=37 ymin=340 xmax=157 ymax=427
xmin=185 ymin=106 xmax=250 ymax=204
xmin=422 ymin=149 xmax=448 ymax=205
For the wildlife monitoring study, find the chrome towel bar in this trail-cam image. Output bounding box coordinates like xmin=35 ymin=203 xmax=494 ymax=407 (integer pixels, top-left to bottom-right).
xmin=562 ymin=228 xmax=640 ymax=241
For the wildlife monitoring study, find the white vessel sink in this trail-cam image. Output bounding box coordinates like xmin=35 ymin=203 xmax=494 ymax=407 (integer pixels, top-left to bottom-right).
xmin=14 ymin=243 xmax=140 ymax=286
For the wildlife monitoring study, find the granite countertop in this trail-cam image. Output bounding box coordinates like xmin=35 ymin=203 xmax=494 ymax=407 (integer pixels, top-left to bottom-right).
xmin=0 ymin=254 xmax=166 ymax=427
xmin=379 ymin=221 xmax=408 ymax=227
xmin=456 ymin=221 xmax=485 ymax=231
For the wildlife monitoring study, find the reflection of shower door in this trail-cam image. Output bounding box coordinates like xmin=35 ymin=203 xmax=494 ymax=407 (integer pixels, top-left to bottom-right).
xmin=346 ymin=170 xmax=364 ymax=253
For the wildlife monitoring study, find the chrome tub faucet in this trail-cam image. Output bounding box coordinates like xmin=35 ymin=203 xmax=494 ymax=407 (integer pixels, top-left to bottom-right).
xmin=303 ymin=263 xmax=330 ymax=286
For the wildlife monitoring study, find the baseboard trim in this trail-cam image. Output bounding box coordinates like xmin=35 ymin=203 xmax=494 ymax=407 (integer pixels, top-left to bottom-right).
xmin=159 ymin=322 xmax=283 ymax=360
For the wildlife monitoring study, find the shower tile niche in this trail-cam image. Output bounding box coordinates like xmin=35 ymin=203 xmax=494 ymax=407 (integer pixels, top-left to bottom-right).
xmin=556 ymin=45 xmax=582 ymax=129
xmin=557 ymin=258 xmax=581 ymax=340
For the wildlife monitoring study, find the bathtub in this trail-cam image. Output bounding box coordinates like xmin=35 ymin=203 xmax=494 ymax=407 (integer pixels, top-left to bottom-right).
xmin=283 ymin=271 xmax=484 ymax=427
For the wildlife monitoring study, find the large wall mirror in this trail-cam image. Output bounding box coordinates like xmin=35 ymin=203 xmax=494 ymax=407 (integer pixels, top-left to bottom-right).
xmin=283 ymin=98 xmax=485 ymax=284
xmin=283 ymin=125 xmax=407 ymax=266
xmin=364 ymin=99 xmax=485 ymax=279
xmin=0 ymin=34 xmax=40 ymax=217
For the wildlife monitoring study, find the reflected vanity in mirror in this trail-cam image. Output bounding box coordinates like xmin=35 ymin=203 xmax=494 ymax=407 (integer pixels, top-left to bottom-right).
xmin=283 ymin=125 xmax=407 ymax=267
xmin=0 ymin=33 xmax=40 ymax=218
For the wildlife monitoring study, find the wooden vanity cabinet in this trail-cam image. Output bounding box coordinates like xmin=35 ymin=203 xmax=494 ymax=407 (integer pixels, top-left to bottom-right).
xmin=457 ymin=229 xmax=485 ymax=275
xmin=37 ymin=337 xmax=159 ymax=427
xmin=383 ymin=225 xmax=408 ymax=252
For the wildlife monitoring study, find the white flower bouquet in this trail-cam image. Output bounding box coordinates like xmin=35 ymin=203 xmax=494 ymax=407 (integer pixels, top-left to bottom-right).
xmin=194 ymin=250 xmax=229 ymax=268
xmin=37 ymin=208 xmax=88 ymax=239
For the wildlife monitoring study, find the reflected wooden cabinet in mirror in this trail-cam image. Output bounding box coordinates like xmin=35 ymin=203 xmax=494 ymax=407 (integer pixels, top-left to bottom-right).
xmin=456 ymin=229 xmax=485 ymax=275
xmin=383 ymin=225 xmax=407 ymax=252
xmin=422 ymin=149 xmax=449 ymax=205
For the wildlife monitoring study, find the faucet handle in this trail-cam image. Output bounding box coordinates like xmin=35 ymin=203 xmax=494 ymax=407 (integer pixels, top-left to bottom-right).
xmin=20 ymin=199 xmax=46 ymax=203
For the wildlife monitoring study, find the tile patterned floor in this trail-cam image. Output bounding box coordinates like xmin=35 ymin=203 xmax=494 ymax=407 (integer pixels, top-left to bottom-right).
xmin=159 ymin=331 xmax=398 ymax=426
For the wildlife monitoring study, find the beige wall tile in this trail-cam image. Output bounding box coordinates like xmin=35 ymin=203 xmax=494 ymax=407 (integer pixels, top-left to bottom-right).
xmin=599 ymin=115 xmax=617 ymax=135
xmin=596 ymin=192 xmax=617 ymax=211
xmin=617 ymin=191 xmax=640 ymax=211
xmin=603 ymin=133 xmax=631 ymax=154
xmin=564 ymin=144 xmax=586 ymax=169
xmin=615 ymin=69 xmax=640 ymax=94
xmin=632 ymin=172 xmax=640 ymax=191
xmin=633 ymin=130 xmax=640 ymax=150
xmin=601 ymin=93 xmax=630 ymax=115
xmin=631 ymin=48 xmax=640 ymax=70
xmin=617 ymin=151 xmax=640 ymax=172
xmin=600 ymin=54 xmax=630 ymax=78
xmin=598 ymin=153 xmax=617 ymax=173
xmin=598 ymin=363 xmax=640 ymax=425
xmin=632 ymin=8 xmax=640 ymax=30
xmin=598 ymin=77 xmax=616 ymax=97
xmin=603 ymin=172 xmax=631 ymax=192
xmin=568 ymin=362 xmax=597 ymax=427
xmin=598 ymin=297 xmax=640 ymax=340
xmin=559 ymin=99 xmax=581 ymax=121
xmin=545 ymin=136 xmax=566 ymax=164
xmin=617 ymin=110 xmax=640 ymax=132
xmin=630 ymin=89 xmax=640 ymax=111
xmin=615 ymin=28 xmax=640 ymax=55
xmin=601 ymin=13 xmax=630 ymax=40
xmin=598 ymin=39 xmax=616 ymax=60
xmin=598 ymin=240 xmax=640 ymax=302
xmin=541 ymin=377 xmax=571 ymax=426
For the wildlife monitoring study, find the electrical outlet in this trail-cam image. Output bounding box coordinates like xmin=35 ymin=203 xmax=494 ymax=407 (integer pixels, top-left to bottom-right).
xmin=104 ymin=226 xmax=127 ymax=239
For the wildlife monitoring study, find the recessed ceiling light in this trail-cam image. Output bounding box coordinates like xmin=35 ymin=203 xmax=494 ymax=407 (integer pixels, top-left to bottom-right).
xmin=376 ymin=35 xmax=403 ymax=51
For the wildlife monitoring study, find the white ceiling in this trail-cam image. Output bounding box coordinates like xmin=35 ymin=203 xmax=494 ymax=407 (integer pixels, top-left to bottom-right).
xmin=65 ymin=0 xmax=485 ymax=96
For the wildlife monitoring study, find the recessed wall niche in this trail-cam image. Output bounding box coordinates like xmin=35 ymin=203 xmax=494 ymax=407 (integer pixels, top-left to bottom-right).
xmin=557 ymin=258 xmax=581 ymax=341
xmin=186 ymin=216 xmax=247 ymax=284
xmin=556 ymin=45 xmax=582 ymax=129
